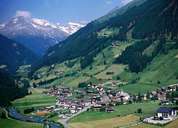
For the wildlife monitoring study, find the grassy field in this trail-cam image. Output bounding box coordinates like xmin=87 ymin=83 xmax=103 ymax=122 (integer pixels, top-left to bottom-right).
xmin=130 ymin=119 xmax=178 ymax=128
xmin=118 ymin=49 xmax=178 ymax=94
xmin=70 ymin=115 xmax=178 ymax=128
xmin=166 ymin=119 xmax=178 ymax=128
xmin=70 ymin=101 xmax=159 ymax=123
xmin=0 ymin=119 xmax=42 ymax=128
xmin=130 ymin=123 xmax=161 ymax=128
xmin=95 ymin=64 xmax=126 ymax=80
xmin=69 ymin=115 xmax=139 ymax=128
xmin=12 ymin=88 xmax=56 ymax=112
xmin=69 ymin=101 xmax=178 ymax=128
xmin=32 ymin=42 xmax=131 ymax=88
xmin=63 ymin=76 xmax=90 ymax=87
xmin=139 ymin=49 xmax=178 ymax=85
xmin=1 ymin=88 xmax=59 ymax=128
xmin=32 ymin=41 xmax=178 ymax=95
xmin=120 ymin=83 xmax=161 ymax=94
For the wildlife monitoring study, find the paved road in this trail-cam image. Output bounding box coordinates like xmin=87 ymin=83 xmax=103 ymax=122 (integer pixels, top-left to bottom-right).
xmin=59 ymin=105 xmax=91 ymax=128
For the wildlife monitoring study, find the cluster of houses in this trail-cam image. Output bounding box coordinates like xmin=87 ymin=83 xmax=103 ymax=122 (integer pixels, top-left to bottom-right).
xmin=126 ymin=84 xmax=178 ymax=103
xmin=44 ymin=87 xmax=88 ymax=118
xmin=41 ymin=83 xmax=131 ymax=119
xmin=35 ymin=83 xmax=178 ymax=125
xmin=144 ymin=84 xmax=178 ymax=125
xmin=148 ymin=84 xmax=178 ymax=104
xmin=84 ymin=84 xmax=131 ymax=112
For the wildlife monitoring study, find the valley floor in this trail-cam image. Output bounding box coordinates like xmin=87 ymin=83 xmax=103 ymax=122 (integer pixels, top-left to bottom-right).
xmin=0 ymin=119 xmax=42 ymax=128
xmin=12 ymin=88 xmax=56 ymax=113
xmin=69 ymin=115 xmax=140 ymax=128
xmin=70 ymin=101 xmax=159 ymax=122
xmin=5 ymin=87 xmax=178 ymax=128
xmin=69 ymin=114 xmax=178 ymax=128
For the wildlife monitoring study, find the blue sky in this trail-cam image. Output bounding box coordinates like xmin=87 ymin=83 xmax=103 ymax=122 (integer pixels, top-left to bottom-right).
xmin=0 ymin=0 xmax=132 ymax=24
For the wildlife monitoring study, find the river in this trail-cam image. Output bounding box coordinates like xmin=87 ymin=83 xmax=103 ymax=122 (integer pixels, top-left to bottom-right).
xmin=8 ymin=108 xmax=63 ymax=128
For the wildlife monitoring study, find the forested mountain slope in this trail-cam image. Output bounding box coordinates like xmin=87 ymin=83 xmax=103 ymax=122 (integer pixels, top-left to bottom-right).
xmin=33 ymin=0 xmax=178 ymax=94
xmin=43 ymin=0 xmax=178 ymax=66
xmin=0 ymin=69 xmax=28 ymax=106
xmin=0 ymin=34 xmax=38 ymax=73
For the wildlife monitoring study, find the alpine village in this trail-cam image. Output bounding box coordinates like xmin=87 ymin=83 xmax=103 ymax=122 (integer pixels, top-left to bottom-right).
xmin=1 ymin=0 xmax=178 ymax=128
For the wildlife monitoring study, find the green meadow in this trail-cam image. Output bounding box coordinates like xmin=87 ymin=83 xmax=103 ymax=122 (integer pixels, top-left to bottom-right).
xmin=0 ymin=119 xmax=42 ymax=128
xmin=70 ymin=101 xmax=159 ymax=123
xmin=12 ymin=88 xmax=56 ymax=112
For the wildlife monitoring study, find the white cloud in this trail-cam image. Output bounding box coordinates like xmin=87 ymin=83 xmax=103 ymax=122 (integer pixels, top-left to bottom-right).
xmin=15 ymin=10 xmax=31 ymax=18
xmin=121 ymin=0 xmax=133 ymax=5
xmin=106 ymin=0 xmax=133 ymax=5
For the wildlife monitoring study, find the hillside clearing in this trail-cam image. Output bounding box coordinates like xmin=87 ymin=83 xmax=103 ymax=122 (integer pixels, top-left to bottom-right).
xmin=95 ymin=64 xmax=126 ymax=80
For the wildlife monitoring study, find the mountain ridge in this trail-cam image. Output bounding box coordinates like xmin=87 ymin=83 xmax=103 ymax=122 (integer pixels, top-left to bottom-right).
xmin=0 ymin=15 xmax=85 ymax=56
xmin=43 ymin=0 xmax=177 ymax=65
xmin=31 ymin=0 xmax=178 ymax=93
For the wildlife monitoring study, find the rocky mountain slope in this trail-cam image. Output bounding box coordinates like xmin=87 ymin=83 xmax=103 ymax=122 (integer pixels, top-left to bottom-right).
xmin=0 ymin=15 xmax=85 ymax=56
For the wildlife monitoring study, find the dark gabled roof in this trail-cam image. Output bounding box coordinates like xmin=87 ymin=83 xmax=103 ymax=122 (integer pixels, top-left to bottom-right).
xmin=156 ymin=107 xmax=174 ymax=113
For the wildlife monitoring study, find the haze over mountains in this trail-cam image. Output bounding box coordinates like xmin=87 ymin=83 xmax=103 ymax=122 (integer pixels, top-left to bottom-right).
xmin=0 ymin=11 xmax=85 ymax=56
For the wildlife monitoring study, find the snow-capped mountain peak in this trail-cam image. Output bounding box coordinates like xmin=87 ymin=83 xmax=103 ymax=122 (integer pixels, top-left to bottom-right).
xmin=0 ymin=24 xmax=5 ymax=29
xmin=32 ymin=18 xmax=49 ymax=26
xmin=32 ymin=18 xmax=56 ymax=28
xmin=58 ymin=22 xmax=86 ymax=35
xmin=0 ymin=14 xmax=86 ymax=56
xmin=0 ymin=15 xmax=86 ymax=35
xmin=68 ymin=22 xmax=85 ymax=27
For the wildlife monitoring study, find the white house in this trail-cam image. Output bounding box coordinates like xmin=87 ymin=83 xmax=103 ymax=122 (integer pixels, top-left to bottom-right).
xmin=156 ymin=107 xmax=177 ymax=120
